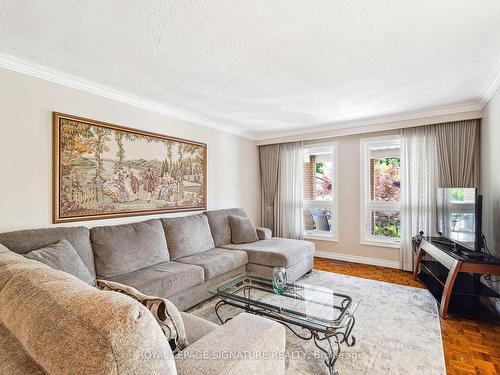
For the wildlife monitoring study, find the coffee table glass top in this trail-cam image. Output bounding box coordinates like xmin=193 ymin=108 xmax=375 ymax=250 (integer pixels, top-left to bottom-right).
xmin=210 ymin=275 xmax=361 ymax=331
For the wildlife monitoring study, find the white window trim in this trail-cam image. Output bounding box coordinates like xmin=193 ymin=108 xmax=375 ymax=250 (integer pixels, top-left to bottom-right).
xmin=304 ymin=142 xmax=338 ymax=242
xmin=360 ymin=135 xmax=401 ymax=248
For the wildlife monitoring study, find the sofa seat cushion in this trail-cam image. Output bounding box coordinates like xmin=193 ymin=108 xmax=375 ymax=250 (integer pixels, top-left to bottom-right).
xmin=204 ymin=208 xmax=247 ymax=247
xmin=24 ymin=239 xmax=95 ymax=285
xmin=161 ymin=214 xmax=215 ymax=260
xmin=175 ymin=313 xmax=286 ymax=375
xmin=221 ymin=239 xmax=315 ymax=267
xmin=175 ymin=248 xmax=248 ymax=280
xmin=91 ymin=219 xmax=169 ymax=278
xmin=106 ymin=261 xmax=204 ymax=298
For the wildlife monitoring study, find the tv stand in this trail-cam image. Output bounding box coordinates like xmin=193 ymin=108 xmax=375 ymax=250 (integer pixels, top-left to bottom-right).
xmin=429 ymin=237 xmax=455 ymax=247
xmin=414 ymin=237 xmax=500 ymax=320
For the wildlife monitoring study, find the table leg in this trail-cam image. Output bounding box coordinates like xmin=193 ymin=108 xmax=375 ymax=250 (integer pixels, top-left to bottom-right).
xmin=414 ymin=245 xmax=425 ymax=281
xmin=440 ymin=260 xmax=460 ymax=319
xmin=214 ymin=299 xmax=230 ymax=324
xmin=314 ymin=333 xmax=341 ymax=375
xmin=313 ymin=313 xmax=356 ymax=375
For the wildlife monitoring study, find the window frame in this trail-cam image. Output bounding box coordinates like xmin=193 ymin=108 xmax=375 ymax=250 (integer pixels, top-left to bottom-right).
xmin=303 ymin=142 xmax=338 ymax=242
xmin=359 ymin=135 xmax=401 ymax=248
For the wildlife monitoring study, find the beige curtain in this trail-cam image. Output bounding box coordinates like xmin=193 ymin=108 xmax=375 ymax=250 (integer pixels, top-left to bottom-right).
xmin=400 ymin=118 xmax=481 ymax=271
xmin=400 ymin=125 xmax=438 ymax=271
xmin=274 ymin=141 xmax=304 ymax=239
xmin=435 ymin=119 xmax=480 ymax=188
xmin=259 ymin=144 xmax=280 ymax=233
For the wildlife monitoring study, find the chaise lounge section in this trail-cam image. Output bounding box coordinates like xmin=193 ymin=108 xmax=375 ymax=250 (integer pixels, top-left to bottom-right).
xmin=205 ymin=208 xmax=315 ymax=281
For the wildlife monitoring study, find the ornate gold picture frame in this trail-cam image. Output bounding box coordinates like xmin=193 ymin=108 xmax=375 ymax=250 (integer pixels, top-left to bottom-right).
xmin=53 ymin=112 xmax=207 ymax=223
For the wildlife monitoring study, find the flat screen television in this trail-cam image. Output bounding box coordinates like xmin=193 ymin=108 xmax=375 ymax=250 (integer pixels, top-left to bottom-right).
xmin=436 ymin=188 xmax=482 ymax=251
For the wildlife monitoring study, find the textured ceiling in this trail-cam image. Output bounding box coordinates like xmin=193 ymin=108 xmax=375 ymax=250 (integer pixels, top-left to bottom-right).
xmin=1 ymin=0 xmax=500 ymax=139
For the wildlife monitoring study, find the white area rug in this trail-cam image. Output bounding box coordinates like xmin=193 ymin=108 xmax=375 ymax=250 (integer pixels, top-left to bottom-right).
xmin=187 ymin=270 xmax=446 ymax=375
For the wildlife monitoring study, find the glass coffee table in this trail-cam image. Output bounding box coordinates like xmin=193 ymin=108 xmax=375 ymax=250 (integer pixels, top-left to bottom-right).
xmin=210 ymin=275 xmax=361 ymax=375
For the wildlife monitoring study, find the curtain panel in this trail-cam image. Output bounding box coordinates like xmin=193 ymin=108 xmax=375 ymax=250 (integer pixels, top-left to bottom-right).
xmin=435 ymin=119 xmax=480 ymax=188
xmin=259 ymin=144 xmax=280 ymax=233
xmin=274 ymin=141 xmax=304 ymax=239
xmin=259 ymin=141 xmax=304 ymax=239
xmin=400 ymin=126 xmax=438 ymax=271
xmin=400 ymin=119 xmax=480 ymax=271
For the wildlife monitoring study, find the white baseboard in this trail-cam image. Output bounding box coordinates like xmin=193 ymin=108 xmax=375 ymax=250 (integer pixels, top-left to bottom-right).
xmin=314 ymin=250 xmax=401 ymax=269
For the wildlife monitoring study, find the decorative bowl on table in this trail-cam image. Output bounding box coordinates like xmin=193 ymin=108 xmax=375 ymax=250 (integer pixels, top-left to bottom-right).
xmin=272 ymin=266 xmax=287 ymax=294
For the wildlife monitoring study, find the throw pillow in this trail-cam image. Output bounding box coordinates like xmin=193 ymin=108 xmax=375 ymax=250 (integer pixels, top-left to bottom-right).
xmin=228 ymin=215 xmax=259 ymax=244
xmin=96 ymin=279 xmax=188 ymax=352
xmin=24 ymin=239 xmax=95 ymax=285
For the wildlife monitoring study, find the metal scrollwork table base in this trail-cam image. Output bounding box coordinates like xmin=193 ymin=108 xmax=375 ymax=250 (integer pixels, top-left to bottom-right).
xmin=214 ymin=297 xmax=357 ymax=375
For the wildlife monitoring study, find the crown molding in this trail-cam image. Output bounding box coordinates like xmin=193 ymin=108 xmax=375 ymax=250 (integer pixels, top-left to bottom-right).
xmin=254 ymin=104 xmax=483 ymax=145
xmin=0 ymin=52 xmax=491 ymax=144
xmin=478 ymin=58 xmax=500 ymax=108
xmin=0 ymin=52 xmax=252 ymax=139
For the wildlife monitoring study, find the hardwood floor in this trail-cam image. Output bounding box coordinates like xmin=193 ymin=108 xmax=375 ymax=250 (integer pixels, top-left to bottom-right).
xmin=314 ymin=257 xmax=500 ymax=375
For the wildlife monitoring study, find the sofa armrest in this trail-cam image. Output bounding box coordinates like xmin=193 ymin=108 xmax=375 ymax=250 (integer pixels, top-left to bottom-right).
xmin=175 ymin=313 xmax=286 ymax=375
xmin=256 ymin=227 xmax=272 ymax=240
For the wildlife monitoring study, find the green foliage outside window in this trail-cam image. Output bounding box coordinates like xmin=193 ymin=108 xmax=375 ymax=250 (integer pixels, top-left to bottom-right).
xmin=451 ymin=188 xmax=464 ymax=201
xmin=374 ymin=224 xmax=401 ymax=238
xmin=315 ymin=161 xmax=325 ymax=174
xmin=373 ymin=210 xmax=401 ymax=238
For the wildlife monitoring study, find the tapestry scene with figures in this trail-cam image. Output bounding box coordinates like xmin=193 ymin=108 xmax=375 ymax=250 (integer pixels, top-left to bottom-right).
xmin=53 ymin=113 xmax=207 ymax=222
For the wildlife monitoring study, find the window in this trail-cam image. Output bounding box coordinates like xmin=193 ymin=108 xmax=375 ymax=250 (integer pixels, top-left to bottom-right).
xmin=303 ymin=143 xmax=337 ymax=240
xmin=436 ymin=188 xmax=476 ymax=245
xmin=360 ymin=136 xmax=401 ymax=247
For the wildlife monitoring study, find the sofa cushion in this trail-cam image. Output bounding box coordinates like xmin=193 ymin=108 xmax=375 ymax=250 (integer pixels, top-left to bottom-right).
xmin=180 ymin=312 xmax=218 ymax=344
xmin=106 ymin=261 xmax=204 ymax=298
xmin=0 ymin=226 xmax=96 ymax=280
xmin=204 ymin=208 xmax=247 ymax=246
xmin=91 ymin=219 xmax=169 ymax=278
xmin=247 ymin=256 xmax=314 ymax=282
xmin=228 ymin=215 xmax=259 ymax=244
xmin=161 ymin=214 xmax=214 ymax=260
xmin=97 ymin=279 xmax=188 ymax=352
xmin=220 ymin=238 xmax=315 ymax=267
xmin=24 ymin=239 xmax=95 ymax=285
xmin=0 ymin=247 xmax=176 ymax=375
xmin=175 ymin=312 xmax=286 ymax=375
xmin=175 ymin=248 xmax=248 ymax=280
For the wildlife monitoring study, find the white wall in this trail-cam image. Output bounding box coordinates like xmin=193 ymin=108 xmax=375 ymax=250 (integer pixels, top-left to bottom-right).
xmin=0 ymin=68 xmax=260 ymax=232
xmin=481 ymin=86 xmax=500 ymax=259
xmin=306 ymin=130 xmax=401 ymax=267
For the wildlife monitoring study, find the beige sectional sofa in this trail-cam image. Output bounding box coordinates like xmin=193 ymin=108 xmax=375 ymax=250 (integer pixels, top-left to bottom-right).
xmin=0 ymin=245 xmax=285 ymax=375
xmin=0 ymin=208 xmax=314 ymax=311
xmin=0 ymin=208 xmax=314 ymax=374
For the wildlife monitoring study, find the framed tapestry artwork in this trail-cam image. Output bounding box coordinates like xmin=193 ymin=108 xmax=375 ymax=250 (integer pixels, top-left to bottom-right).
xmin=53 ymin=112 xmax=207 ymax=223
